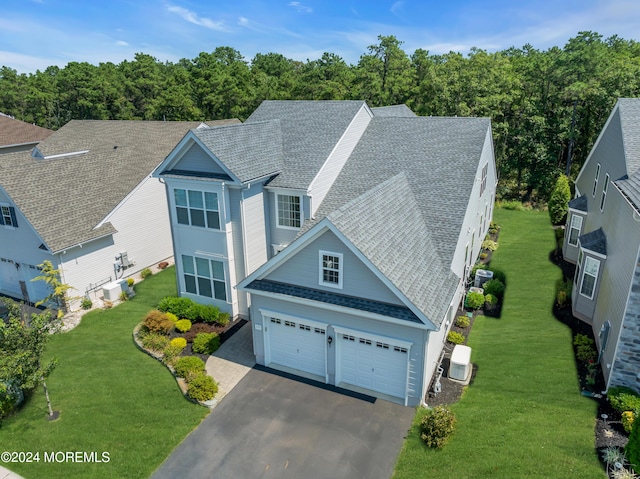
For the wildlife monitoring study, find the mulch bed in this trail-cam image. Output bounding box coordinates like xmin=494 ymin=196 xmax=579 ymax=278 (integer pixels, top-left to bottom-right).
xmin=168 ymin=318 xmax=248 ymax=362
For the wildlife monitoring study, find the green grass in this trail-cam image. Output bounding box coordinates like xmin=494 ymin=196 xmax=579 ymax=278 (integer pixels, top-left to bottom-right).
xmin=394 ymin=209 xmax=604 ymax=479
xmin=0 ymin=267 xmax=209 ymax=479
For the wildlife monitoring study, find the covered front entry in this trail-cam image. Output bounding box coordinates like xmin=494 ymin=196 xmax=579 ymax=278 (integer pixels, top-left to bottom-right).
xmin=334 ymin=327 xmax=410 ymax=402
xmin=264 ymin=312 xmax=327 ymax=378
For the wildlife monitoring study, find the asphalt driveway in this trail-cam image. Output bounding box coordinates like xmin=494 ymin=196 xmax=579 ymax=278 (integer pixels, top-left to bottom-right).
xmin=151 ymin=366 xmax=415 ymax=479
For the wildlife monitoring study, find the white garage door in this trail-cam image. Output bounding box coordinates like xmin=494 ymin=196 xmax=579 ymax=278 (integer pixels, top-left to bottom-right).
xmin=337 ymin=331 xmax=409 ymax=400
xmin=266 ymin=315 xmax=327 ymax=378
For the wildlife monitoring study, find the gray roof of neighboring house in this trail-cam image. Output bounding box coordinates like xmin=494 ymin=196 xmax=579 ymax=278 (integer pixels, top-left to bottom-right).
xmin=569 ymin=195 xmax=588 ymax=212
xmin=189 ymin=120 xmax=283 ymax=183
xmin=246 ymin=279 xmax=423 ymax=323
xmin=312 ymin=116 xmax=491 ymax=266
xmin=323 ymin=172 xmax=460 ymax=327
xmin=371 ymin=105 xmax=416 ymax=117
xmin=579 ymin=227 xmax=607 ymax=256
xmin=245 ymin=100 xmax=367 ymax=189
xmin=0 ymin=113 xmax=53 ymax=148
xmin=0 ymin=119 xmax=222 ymax=253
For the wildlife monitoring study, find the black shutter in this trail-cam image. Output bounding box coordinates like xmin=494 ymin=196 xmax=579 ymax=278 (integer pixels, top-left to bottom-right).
xmin=9 ymin=207 xmax=18 ymax=227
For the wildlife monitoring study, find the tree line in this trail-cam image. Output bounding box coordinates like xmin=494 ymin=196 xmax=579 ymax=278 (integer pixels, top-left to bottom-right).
xmin=1 ymin=32 xmax=640 ymax=201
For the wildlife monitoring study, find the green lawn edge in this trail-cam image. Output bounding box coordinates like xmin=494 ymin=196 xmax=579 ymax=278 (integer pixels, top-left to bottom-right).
xmin=393 ymin=209 xmax=604 ymax=479
xmin=0 ymin=267 xmax=209 ymax=479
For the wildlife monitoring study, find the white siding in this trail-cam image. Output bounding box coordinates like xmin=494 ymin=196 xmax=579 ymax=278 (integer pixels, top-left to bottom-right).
xmin=266 ymin=229 xmax=405 ymax=306
xmin=241 ymin=186 xmax=268 ymax=274
xmin=229 ymin=187 xmax=248 ymax=317
xmin=308 ymin=104 xmax=373 ymax=216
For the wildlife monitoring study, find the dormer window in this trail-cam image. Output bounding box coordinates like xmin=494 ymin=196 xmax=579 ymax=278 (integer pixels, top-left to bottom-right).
xmin=319 ymin=250 xmax=343 ymax=289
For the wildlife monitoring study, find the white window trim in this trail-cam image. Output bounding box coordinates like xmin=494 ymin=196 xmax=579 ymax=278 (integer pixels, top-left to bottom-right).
xmin=0 ymin=203 xmax=16 ymax=228
xmin=579 ymin=255 xmax=600 ymax=300
xmin=181 ymin=254 xmax=229 ymax=302
xmin=275 ymin=192 xmax=303 ymax=230
xmin=174 ymin=188 xmax=221 ymax=230
xmin=568 ymin=214 xmax=583 ymax=246
xmin=600 ymin=174 xmax=609 ymax=212
xmin=592 ymin=163 xmax=600 ymax=197
xmin=319 ymin=250 xmax=343 ymax=289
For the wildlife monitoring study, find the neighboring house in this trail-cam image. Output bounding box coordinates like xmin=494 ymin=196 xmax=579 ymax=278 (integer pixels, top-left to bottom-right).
xmin=0 ymin=113 xmax=53 ymax=154
xmin=562 ymin=98 xmax=640 ymax=393
xmin=0 ymin=118 xmax=238 ymax=307
xmin=154 ymin=100 xmax=497 ymax=406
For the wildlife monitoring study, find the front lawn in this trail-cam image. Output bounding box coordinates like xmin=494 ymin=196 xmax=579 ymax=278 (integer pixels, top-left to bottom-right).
xmin=0 ymin=267 xmax=209 ymax=479
xmin=394 ymin=209 xmax=604 ymax=478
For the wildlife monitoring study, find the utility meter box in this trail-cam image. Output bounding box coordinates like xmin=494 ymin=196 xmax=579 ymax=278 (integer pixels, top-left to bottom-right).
xmin=449 ymin=344 xmax=472 ymax=384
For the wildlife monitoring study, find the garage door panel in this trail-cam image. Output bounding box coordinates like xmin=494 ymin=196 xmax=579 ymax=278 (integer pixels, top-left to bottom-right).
xmin=338 ymin=333 xmax=408 ymax=400
xmin=267 ymin=317 xmax=326 ymax=378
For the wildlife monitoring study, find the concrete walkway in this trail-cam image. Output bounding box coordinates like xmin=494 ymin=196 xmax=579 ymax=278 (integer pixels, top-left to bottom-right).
xmin=205 ymin=321 xmax=255 ymax=405
xmin=0 ymin=466 xmax=25 ymax=479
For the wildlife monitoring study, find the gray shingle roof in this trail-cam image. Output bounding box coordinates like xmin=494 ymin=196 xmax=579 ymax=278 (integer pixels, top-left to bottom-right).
xmin=312 ymin=116 xmax=492 ymax=266
xmin=0 ymin=119 xmax=219 ymax=252
xmin=245 ymin=100 xmax=367 ymax=189
xmin=189 ymin=120 xmax=283 ymax=182
xmin=324 ymin=172 xmax=460 ymax=327
xmin=579 ymin=227 xmax=607 ymax=255
xmin=371 ymin=105 xmax=416 ymax=117
xmin=0 ymin=113 xmax=53 ymax=148
xmin=568 ymin=194 xmax=588 ymax=212
xmin=247 ymin=279 xmax=423 ymax=324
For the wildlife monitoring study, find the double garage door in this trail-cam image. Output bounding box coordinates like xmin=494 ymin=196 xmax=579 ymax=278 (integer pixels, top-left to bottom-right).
xmin=264 ymin=313 xmax=410 ymax=402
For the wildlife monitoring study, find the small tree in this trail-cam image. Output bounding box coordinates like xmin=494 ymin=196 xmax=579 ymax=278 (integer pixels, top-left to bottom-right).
xmin=0 ymin=299 xmax=58 ymax=420
xmin=548 ymin=174 xmax=571 ymax=225
xmin=31 ymin=260 xmax=77 ymax=319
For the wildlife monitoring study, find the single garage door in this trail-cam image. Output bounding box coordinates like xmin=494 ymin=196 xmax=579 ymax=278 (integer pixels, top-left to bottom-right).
xmin=266 ymin=315 xmax=327 ymax=378
xmin=336 ymin=330 xmax=410 ymax=400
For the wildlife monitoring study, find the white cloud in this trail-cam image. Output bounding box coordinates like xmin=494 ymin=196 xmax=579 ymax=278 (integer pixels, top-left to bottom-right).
xmin=390 ymin=1 xmax=404 ymax=16
xmin=167 ymin=5 xmax=228 ymax=31
xmin=288 ymin=2 xmax=313 ymax=14
xmin=116 ymin=40 xmax=129 ymax=46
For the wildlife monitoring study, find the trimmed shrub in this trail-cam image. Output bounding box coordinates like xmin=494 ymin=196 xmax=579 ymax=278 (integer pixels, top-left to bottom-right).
xmin=170 ymin=337 xmax=187 ymax=350
xmin=158 ymin=296 xmax=195 ymax=318
xmin=165 ymin=312 xmax=178 ymax=324
xmin=626 ymin=413 xmax=640 ymax=472
xmin=487 ymin=267 xmax=506 ymax=285
xmin=483 ymin=279 xmax=506 ymax=299
xmin=484 ymin=294 xmax=498 ymax=306
xmin=127 ymin=278 xmax=135 ymax=288
xmin=622 ymin=411 xmax=636 ymax=434
xmin=175 ymin=319 xmax=192 ymax=333
xmin=174 ymin=356 xmax=205 ymax=381
xmin=548 ymin=174 xmax=571 ymax=225
xmin=420 ymin=406 xmax=457 ymax=449
xmin=192 ymin=332 xmax=221 ymax=354
xmin=157 ymin=296 xmax=221 ymax=323
xmin=184 ymin=323 xmax=217 ymax=343
xmin=609 ymin=387 xmax=640 ymax=413
xmin=187 ymin=373 xmax=218 ymax=402
xmin=80 ymin=297 xmax=93 ymax=310
xmin=162 ymin=343 xmax=183 ymax=365
xmin=455 ymin=316 xmax=470 ymax=328
xmin=141 ymin=332 xmax=170 ymax=351
xmin=447 ymin=331 xmax=465 ymax=345
xmin=140 ymin=267 xmax=153 ymax=278
xmin=465 ymin=291 xmax=485 ymax=310
xmin=195 ymin=304 xmax=221 ymax=324
xmin=481 ymin=239 xmax=498 ymax=251
xmin=217 ymin=312 xmax=230 ymax=326
xmin=143 ymin=310 xmax=173 ymax=334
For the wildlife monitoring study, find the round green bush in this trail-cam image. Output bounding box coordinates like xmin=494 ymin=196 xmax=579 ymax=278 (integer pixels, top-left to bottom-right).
xmin=483 ymin=279 xmax=505 ymax=299
xmin=487 ymin=267 xmax=506 ymax=285
xmin=158 ymin=296 xmax=194 ymax=318
xmin=609 ymin=387 xmax=640 ymax=413
xmin=127 ymin=278 xmax=135 ymax=288
xmin=174 ymin=356 xmax=205 ymax=381
xmin=175 ymin=319 xmax=192 ymax=333
xmin=420 ymin=406 xmax=457 ymax=449
xmin=465 ymin=291 xmax=485 ymax=310
xmin=187 ymin=373 xmax=218 ymax=402
xmin=165 ymin=312 xmax=178 ymax=324
xmin=447 ymin=331 xmax=465 ymax=345
xmin=140 ymin=267 xmax=153 ymax=278
xmin=170 ymin=337 xmax=187 ymax=350
xmin=455 ymin=316 xmax=470 ymax=328
xmin=484 ymin=294 xmax=498 ymax=306
xmin=216 ymin=312 xmax=230 ymax=326
xmin=192 ymin=332 xmax=221 ymax=354
xmin=80 ymin=297 xmax=93 ymax=310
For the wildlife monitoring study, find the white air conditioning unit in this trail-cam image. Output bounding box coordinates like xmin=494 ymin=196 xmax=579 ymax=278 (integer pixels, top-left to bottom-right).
xmin=103 ymin=280 xmax=126 ymax=301
xmin=449 ymin=344 xmax=472 ymax=384
xmin=474 ymin=269 xmax=494 ymax=288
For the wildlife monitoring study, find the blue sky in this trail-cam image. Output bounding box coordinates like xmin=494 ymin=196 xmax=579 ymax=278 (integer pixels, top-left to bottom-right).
xmin=2 ymin=0 xmax=640 ymax=73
